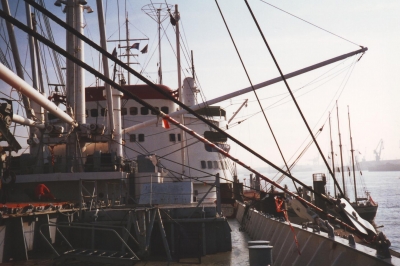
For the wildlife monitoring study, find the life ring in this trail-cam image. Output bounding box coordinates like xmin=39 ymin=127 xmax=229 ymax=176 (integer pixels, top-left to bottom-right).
xmin=1 ymin=170 xmax=16 ymax=185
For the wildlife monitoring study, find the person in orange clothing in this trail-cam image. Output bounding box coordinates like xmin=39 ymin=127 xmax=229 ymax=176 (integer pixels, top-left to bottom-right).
xmin=34 ymin=184 xmax=55 ymax=200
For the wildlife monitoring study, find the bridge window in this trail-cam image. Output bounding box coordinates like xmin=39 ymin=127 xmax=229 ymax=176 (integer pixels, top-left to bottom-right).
xmin=90 ymin=109 xmax=98 ymax=117
xmin=129 ymin=134 xmax=136 ymax=142
xmin=207 ymin=161 xmax=212 ymax=169
xmin=101 ymin=108 xmax=107 ymax=116
xmin=121 ymin=108 xmax=127 ymax=116
xmin=130 ymin=107 xmax=138 ymax=115
xmin=213 ymin=161 xmax=219 ymax=169
xmin=201 ymin=161 xmax=206 ymax=169
xmin=169 ymin=134 xmax=176 ymax=142
xmin=141 ymin=107 xmax=149 ymax=115
xmin=138 ymin=134 xmax=145 ymax=142
xmin=161 ymin=106 xmax=169 ymax=114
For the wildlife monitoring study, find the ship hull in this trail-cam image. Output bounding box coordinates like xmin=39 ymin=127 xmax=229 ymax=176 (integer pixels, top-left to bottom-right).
xmin=353 ymin=204 xmax=378 ymax=221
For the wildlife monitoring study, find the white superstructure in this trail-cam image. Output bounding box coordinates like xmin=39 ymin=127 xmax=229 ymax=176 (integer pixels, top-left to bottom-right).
xmin=85 ymin=77 xmax=233 ymax=203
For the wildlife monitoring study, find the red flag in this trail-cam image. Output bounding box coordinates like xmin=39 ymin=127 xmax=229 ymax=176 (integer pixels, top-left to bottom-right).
xmin=162 ymin=118 xmax=170 ymax=129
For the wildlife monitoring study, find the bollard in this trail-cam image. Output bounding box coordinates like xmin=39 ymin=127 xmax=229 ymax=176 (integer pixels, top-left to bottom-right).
xmin=248 ymin=240 xmax=270 ymax=246
xmin=249 ymin=245 xmax=273 ymax=266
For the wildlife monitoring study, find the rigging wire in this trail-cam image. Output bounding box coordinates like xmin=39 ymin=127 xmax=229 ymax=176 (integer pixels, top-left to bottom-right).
xmin=244 ymin=0 xmax=343 ymax=196
xmin=259 ymin=0 xmax=362 ymax=48
xmin=254 ymin=59 xmax=357 ymax=188
xmin=100 ymin=133 xmax=226 ymax=182
xmin=0 ymin=45 xmax=11 ymax=69
xmin=216 ymin=0 xmax=293 ymax=185
xmin=0 ymin=19 xmax=15 ymax=71
xmin=231 ymin=59 xmax=356 ymax=131
xmin=243 ymin=56 xmax=353 ymax=105
xmin=37 ymin=0 xmax=65 ymax=88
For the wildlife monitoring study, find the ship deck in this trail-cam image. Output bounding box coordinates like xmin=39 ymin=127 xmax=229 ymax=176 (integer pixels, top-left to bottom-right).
xmin=0 ymin=219 xmax=250 ymax=266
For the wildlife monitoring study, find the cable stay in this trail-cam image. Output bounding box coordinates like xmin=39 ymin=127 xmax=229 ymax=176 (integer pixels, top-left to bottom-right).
xmin=244 ymin=0 xmax=344 ymax=197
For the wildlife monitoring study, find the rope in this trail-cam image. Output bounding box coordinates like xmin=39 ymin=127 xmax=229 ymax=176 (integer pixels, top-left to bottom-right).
xmin=275 ymin=196 xmax=301 ymax=255
xmin=260 ymin=0 xmax=362 ymax=48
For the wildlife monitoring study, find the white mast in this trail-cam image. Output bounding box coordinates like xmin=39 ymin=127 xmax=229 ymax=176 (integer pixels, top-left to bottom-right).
xmin=65 ymin=0 xmax=75 ymax=121
xmin=62 ymin=0 xmax=91 ymax=172
xmin=74 ymin=0 xmax=85 ymax=124
xmin=25 ymin=2 xmax=44 ymax=172
xmin=175 ymin=5 xmax=186 ymax=176
xmin=336 ymin=102 xmax=346 ymax=197
xmin=348 ymin=106 xmax=357 ymax=203
xmin=125 ymin=15 xmax=130 ymax=85
xmin=157 ymin=8 xmax=162 ymax=84
xmin=96 ymin=0 xmax=123 ymax=157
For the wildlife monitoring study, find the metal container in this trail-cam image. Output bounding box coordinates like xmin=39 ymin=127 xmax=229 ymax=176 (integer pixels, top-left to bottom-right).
xmin=248 ymin=240 xmax=270 ymax=246
xmin=248 ymin=245 xmax=273 ymax=266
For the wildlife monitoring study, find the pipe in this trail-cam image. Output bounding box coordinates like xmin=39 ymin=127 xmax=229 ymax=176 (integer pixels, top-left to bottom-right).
xmin=12 ymin=114 xmax=45 ymax=129
xmin=0 ymin=63 xmax=78 ymax=127
xmin=74 ymin=0 xmax=85 ymax=124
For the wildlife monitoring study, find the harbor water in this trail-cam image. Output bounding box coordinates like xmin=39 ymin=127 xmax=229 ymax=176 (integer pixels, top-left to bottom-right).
xmin=239 ymin=168 xmax=400 ymax=253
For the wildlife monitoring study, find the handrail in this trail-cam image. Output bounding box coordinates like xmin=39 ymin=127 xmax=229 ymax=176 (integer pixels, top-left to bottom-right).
xmin=39 ymin=223 xmax=139 ymax=260
xmin=56 ymin=222 xmax=140 ymax=246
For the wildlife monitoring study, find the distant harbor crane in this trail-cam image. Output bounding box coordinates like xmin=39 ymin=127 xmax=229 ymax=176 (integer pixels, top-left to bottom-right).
xmin=374 ymin=139 xmax=384 ymax=161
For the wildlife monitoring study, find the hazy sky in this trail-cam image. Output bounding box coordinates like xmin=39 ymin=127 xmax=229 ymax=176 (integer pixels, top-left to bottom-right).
xmin=1 ymin=0 xmax=399 ymax=168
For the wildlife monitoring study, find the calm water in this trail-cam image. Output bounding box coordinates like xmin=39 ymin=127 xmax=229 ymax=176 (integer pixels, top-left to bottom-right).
xmin=238 ymin=169 xmax=400 ymax=252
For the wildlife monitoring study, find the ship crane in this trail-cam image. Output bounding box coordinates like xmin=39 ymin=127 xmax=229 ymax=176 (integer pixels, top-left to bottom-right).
xmin=374 ymin=139 xmax=384 ymax=161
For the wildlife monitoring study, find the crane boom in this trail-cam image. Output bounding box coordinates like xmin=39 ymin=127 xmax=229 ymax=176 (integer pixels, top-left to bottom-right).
xmin=374 ymin=139 xmax=384 ymax=161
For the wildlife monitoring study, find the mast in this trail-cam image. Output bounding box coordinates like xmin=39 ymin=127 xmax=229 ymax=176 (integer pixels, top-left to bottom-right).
xmin=1 ymin=0 xmax=33 ymax=119
xmin=328 ymin=112 xmax=337 ymax=197
xmin=74 ymin=0 xmax=85 ymax=124
xmin=64 ymin=0 xmax=76 ymax=173
xmin=336 ymin=101 xmax=346 ymax=197
xmin=157 ymin=8 xmax=162 ymax=84
xmin=348 ymin=106 xmax=357 ymax=203
xmin=25 ymin=3 xmax=44 ymax=172
xmin=64 ymin=0 xmax=91 ymax=172
xmin=174 ymin=5 xmax=186 ymax=176
xmin=65 ymin=0 xmax=75 ymax=122
xmin=191 ymin=50 xmax=195 ymax=79
xmin=125 ymin=15 xmax=130 ymax=85
xmin=96 ymin=0 xmax=122 ymax=157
